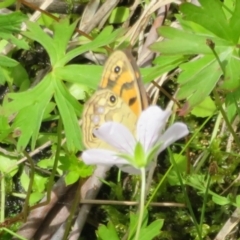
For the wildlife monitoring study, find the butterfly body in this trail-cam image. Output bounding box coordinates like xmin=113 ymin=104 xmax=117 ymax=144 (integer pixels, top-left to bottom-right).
xmin=82 ymin=50 xmax=148 ymax=150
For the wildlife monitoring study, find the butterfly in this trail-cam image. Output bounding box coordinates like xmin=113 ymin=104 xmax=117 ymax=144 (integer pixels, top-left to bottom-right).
xmin=82 ymin=50 xmax=148 ymax=149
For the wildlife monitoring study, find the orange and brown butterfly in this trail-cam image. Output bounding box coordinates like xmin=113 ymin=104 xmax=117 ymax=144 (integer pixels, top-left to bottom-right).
xmin=82 ymin=50 xmax=148 ymax=149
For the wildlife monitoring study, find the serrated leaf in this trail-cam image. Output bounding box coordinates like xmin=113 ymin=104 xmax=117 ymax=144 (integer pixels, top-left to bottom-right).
xmin=59 ymin=26 xmax=124 ymax=65
xmin=24 ymin=19 xmax=77 ymax=64
xmin=180 ymin=0 xmax=235 ymax=42
xmin=177 ymin=55 xmax=221 ymax=109
xmin=0 ymin=12 xmax=28 ymax=49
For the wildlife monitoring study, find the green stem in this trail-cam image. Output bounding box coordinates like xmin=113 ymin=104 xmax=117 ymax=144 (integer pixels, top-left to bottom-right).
xmin=169 ymin=149 xmax=202 ymax=239
xmin=213 ymin=89 xmax=240 ymax=147
xmin=146 ymin=164 xmax=173 ymax=208
xmin=1 ymin=227 xmax=27 ymax=240
xmin=199 ymin=174 xmax=211 ymax=230
xmin=62 ymin=180 xmax=81 ymax=240
xmin=46 ymin=117 xmax=63 ymax=202
xmin=0 ymin=172 xmax=5 ymax=221
xmin=21 ymin=151 xmax=35 ymax=221
xmin=135 ymin=167 xmax=146 ymax=240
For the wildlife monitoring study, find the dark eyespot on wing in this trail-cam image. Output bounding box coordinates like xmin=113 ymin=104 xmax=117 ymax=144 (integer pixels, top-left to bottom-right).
xmin=109 ymin=95 xmax=116 ymax=103
xmin=114 ymin=66 xmax=121 ymax=73
xmin=128 ymin=97 xmax=137 ymax=107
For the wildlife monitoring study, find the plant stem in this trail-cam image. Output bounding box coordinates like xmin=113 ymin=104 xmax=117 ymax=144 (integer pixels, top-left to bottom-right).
xmin=1 ymin=172 xmax=5 ymax=221
xmin=135 ymin=167 xmax=146 ymax=240
xmin=199 ymin=173 xmax=211 ymax=231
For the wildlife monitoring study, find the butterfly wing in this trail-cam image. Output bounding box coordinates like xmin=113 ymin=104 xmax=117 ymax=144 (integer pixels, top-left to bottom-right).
xmin=99 ymin=50 xmax=148 ymax=116
xmin=82 ymin=89 xmax=137 ymax=149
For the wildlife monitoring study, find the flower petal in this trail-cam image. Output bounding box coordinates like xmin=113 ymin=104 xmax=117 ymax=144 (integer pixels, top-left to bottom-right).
xmin=82 ymin=149 xmax=129 ymax=166
xmin=156 ymin=122 xmax=189 ymax=154
xmin=93 ymin=122 xmax=136 ymax=154
xmin=137 ymin=106 xmax=171 ymax=152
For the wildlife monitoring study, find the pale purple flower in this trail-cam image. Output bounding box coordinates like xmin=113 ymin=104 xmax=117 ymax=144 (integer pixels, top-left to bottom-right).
xmin=82 ymin=106 xmax=189 ymax=174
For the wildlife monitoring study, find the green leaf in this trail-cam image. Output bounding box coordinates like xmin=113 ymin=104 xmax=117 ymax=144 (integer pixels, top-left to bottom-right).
xmin=55 ymin=65 xmax=102 ymax=90
xmin=20 ymin=171 xmax=29 ymax=191
xmin=180 ymin=0 xmax=235 ymax=42
xmin=140 ymin=55 xmax=187 ymax=84
xmin=225 ymin=88 xmax=240 ymax=122
xmin=109 ymin=7 xmax=130 ymax=24
xmin=221 ymin=53 xmax=240 ymax=89
xmin=150 ymin=1 xmax=240 ymax=111
xmin=38 ymin=13 xmax=56 ymax=28
xmin=128 ymin=211 xmax=162 ymax=240
xmin=0 ymin=12 xmax=28 ymax=49
xmin=24 ymin=19 xmax=77 ymax=65
xmin=29 ymin=192 xmax=44 ymax=206
xmin=0 ymin=154 xmax=18 ymax=176
xmin=0 ymin=115 xmax=12 ymax=141
xmin=67 ymin=83 xmax=88 ymax=101
xmin=0 ymin=0 xmax=16 ymax=8
xmin=59 ymin=26 xmax=123 ymax=65
xmin=52 ymin=18 xmax=79 ymax=64
xmin=0 ymin=57 xmax=22 ymax=85
xmin=11 ymin=64 xmax=30 ymax=90
xmin=191 ymin=96 xmax=216 ymax=117
xmin=236 ymin=195 xmax=240 ymax=207
xmin=229 ymin=1 xmax=240 ymax=42
xmin=59 ymin=155 xmax=93 ymax=185
xmin=7 ymin=77 xmax=54 ymax=151
xmin=97 ymin=222 xmax=119 ymax=240
xmin=212 ymin=195 xmax=231 ymax=205
xmin=151 ymin=27 xmax=228 ymax=55
xmin=139 ymin=219 xmax=163 ymax=240
xmin=167 ymin=154 xmax=187 ymax=186
xmin=0 ymin=55 xmax=18 ymax=67
xmin=65 ymin=171 xmax=80 ymax=185
xmin=0 ymin=66 xmax=11 ymax=85
xmin=53 ymin=78 xmax=83 ymax=152
xmin=32 ymin=174 xmax=48 ymax=193
xmin=177 ymin=55 xmax=221 ymax=109
xmin=37 ymin=158 xmax=55 ymax=169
